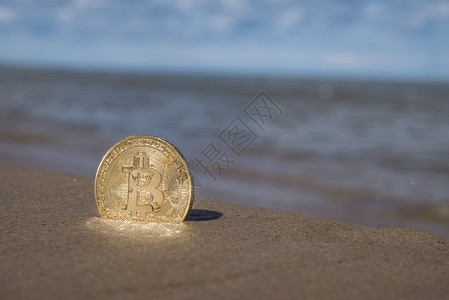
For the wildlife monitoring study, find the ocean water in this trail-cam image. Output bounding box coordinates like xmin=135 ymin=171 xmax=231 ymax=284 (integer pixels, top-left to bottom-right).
xmin=1 ymin=65 xmax=448 ymax=237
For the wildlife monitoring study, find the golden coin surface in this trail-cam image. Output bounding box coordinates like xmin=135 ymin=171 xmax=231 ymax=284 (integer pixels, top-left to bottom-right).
xmin=95 ymin=135 xmax=193 ymax=222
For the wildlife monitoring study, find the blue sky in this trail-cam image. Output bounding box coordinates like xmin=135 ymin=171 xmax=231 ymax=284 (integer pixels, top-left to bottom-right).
xmin=0 ymin=0 xmax=448 ymax=79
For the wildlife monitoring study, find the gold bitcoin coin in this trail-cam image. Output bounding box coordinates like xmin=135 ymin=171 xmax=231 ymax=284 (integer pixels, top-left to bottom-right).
xmin=95 ymin=135 xmax=193 ymax=222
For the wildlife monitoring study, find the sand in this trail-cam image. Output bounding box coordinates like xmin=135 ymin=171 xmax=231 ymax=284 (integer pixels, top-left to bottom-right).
xmin=0 ymin=164 xmax=448 ymax=299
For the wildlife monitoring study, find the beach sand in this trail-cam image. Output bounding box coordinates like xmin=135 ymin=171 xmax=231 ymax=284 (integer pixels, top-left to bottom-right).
xmin=1 ymin=164 xmax=448 ymax=299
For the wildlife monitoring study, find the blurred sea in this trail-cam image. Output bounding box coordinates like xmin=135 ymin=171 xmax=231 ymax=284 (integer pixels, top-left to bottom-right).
xmin=1 ymin=65 xmax=448 ymax=237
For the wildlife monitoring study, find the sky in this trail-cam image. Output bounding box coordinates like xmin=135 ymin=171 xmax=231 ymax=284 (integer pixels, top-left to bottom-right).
xmin=0 ymin=0 xmax=448 ymax=80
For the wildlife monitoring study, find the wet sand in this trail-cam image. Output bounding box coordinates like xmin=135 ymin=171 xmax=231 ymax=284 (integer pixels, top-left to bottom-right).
xmin=1 ymin=164 xmax=448 ymax=299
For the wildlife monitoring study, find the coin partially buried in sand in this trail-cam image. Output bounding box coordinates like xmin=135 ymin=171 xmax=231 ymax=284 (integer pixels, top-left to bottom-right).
xmin=95 ymin=135 xmax=193 ymax=222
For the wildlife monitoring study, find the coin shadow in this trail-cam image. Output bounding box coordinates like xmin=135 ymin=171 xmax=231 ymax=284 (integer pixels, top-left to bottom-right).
xmin=186 ymin=209 xmax=222 ymax=221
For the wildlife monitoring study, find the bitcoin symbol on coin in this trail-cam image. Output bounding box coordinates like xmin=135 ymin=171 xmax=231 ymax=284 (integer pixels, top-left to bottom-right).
xmin=122 ymin=151 xmax=164 ymax=216
xmin=95 ymin=136 xmax=193 ymax=222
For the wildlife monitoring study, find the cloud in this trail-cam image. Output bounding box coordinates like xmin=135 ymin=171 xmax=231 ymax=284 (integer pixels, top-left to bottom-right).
xmin=212 ymin=15 xmax=235 ymax=31
xmin=57 ymin=0 xmax=108 ymax=22
xmin=410 ymin=1 xmax=449 ymax=28
xmin=220 ymin=0 xmax=248 ymax=14
xmin=323 ymin=53 xmax=374 ymax=68
xmin=175 ymin=0 xmax=205 ymax=12
xmin=0 ymin=5 xmax=14 ymax=22
xmin=277 ymin=9 xmax=303 ymax=28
